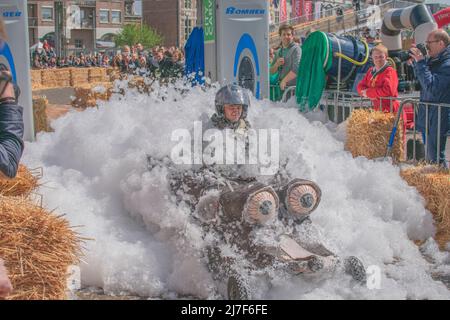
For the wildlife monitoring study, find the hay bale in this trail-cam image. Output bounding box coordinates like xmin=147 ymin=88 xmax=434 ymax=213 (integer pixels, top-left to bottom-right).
xmin=107 ymin=68 xmax=121 ymax=81
xmin=41 ymin=69 xmax=59 ymax=88
xmin=39 ymin=69 xmax=70 ymax=88
xmin=88 ymin=68 xmax=109 ymax=83
xmin=0 ymin=165 xmax=40 ymax=197
xmin=400 ymin=166 xmax=450 ymax=249
xmin=72 ymin=83 xmax=112 ymax=109
xmin=88 ymin=68 xmax=101 ymax=82
xmin=30 ymin=70 xmax=43 ymax=90
xmin=70 ymin=68 xmax=90 ymax=87
xmin=32 ymin=95 xmax=50 ymax=133
xmin=346 ymin=109 xmax=404 ymax=162
xmin=53 ymin=69 xmax=71 ymax=87
xmin=72 ymin=84 xmax=93 ymax=108
xmin=0 ymin=196 xmax=81 ymax=300
xmin=91 ymin=83 xmax=113 ymax=101
xmin=128 ymin=76 xmax=151 ymax=94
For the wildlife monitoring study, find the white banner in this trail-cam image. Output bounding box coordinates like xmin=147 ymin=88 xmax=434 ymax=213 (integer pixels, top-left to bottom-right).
xmin=315 ymin=1 xmax=322 ymax=20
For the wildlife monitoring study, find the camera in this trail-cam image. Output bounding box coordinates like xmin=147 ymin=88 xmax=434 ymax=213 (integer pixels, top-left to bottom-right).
xmin=395 ymin=43 xmax=428 ymax=62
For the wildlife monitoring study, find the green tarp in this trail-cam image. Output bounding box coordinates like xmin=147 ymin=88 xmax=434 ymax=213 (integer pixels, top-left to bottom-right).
xmin=295 ymin=31 xmax=333 ymax=111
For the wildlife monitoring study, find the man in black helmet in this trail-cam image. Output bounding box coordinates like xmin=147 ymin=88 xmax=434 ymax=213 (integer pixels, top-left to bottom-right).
xmin=210 ymin=84 xmax=251 ymax=132
xmin=145 ymin=84 xmax=366 ymax=289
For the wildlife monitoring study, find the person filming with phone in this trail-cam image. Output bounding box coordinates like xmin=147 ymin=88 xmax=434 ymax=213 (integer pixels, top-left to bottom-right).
xmin=0 ymin=17 xmax=24 ymax=179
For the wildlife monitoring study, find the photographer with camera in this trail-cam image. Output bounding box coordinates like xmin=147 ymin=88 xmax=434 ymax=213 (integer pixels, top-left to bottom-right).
xmin=410 ymin=29 xmax=450 ymax=167
xmin=0 ymin=18 xmax=24 ymax=179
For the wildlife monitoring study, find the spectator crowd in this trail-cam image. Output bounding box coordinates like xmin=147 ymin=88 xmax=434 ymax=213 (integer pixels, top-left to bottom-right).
xmin=31 ymin=40 xmax=185 ymax=79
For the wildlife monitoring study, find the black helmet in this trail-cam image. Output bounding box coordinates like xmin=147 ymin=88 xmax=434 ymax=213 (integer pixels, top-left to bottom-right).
xmin=214 ymin=84 xmax=250 ymax=119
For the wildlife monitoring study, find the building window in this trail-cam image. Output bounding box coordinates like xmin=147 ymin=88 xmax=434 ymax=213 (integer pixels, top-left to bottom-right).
xmin=184 ymin=18 xmax=193 ymax=40
xmin=28 ymin=4 xmax=37 ymax=17
xmin=80 ymin=9 xmax=94 ymax=28
xmin=99 ymin=9 xmax=109 ymax=23
xmin=41 ymin=6 xmax=53 ymax=20
xmin=184 ymin=0 xmax=192 ymax=9
xmin=75 ymin=39 xmax=83 ymax=49
xmin=125 ymin=3 xmax=133 ymax=16
xmin=111 ymin=10 xmax=121 ymax=24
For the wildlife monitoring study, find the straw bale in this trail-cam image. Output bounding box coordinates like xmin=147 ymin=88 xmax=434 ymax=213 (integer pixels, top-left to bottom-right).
xmin=107 ymin=68 xmax=121 ymax=81
xmin=0 ymin=165 xmax=40 ymax=197
xmin=88 ymin=68 xmax=109 ymax=84
xmin=0 ymin=196 xmax=82 ymax=300
xmin=128 ymin=76 xmax=150 ymax=94
xmin=400 ymin=165 xmax=450 ymax=249
xmin=91 ymin=83 xmax=113 ymax=101
xmin=53 ymin=69 xmax=71 ymax=87
xmin=30 ymin=70 xmax=43 ymax=90
xmin=32 ymin=95 xmax=50 ymax=133
xmin=72 ymin=83 xmax=112 ymax=108
xmin=41 ymin=70 xmax=56 ymax=80
xmin=70 ymin=68 xmax=90 ymax=87
xmin=40 ymin=70 xmax=71 ymax=88
xmin=71 ymin=85 xmax=92 ymax=108
xmin=346 ymin=109 xmax=404 ymax=162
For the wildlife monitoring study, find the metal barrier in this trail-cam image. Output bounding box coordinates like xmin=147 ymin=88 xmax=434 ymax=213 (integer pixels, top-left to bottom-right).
xmin=269 ymin=85 xmax=296 ymax=103
xmin=414 ymin=101 xmax=450 ymax=166
xmin=318 ymin=91 xmax=449 ymax=166
xmin=268 ymin=80 xmax=449 ymax=166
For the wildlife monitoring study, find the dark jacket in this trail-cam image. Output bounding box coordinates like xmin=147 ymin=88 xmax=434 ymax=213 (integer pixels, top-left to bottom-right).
xmin=0 ymin=102 xmax=24 ymax=178
xmin=413 ymin=45 xmax=450 ymax=136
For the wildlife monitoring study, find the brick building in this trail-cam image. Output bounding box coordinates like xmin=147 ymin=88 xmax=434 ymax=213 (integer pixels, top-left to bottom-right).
xmin=27 ymin=0 xmax=142 ymax=54
xmin=142 ymin=0 xmax=198 ymax=47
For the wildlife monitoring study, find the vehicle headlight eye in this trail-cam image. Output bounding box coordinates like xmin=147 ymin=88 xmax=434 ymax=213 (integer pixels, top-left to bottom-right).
xmin=220 ymin=183 xmax=279 ymax=225
xmin=259 ymin=200 xmax=273 ymax=216
xmin=283 ymin=179 xmax=322 ymax=218
xmin=300 ymin=193 xmax=314 ymax=209
xmin=245 ymin=190 xmax=278 ymax=224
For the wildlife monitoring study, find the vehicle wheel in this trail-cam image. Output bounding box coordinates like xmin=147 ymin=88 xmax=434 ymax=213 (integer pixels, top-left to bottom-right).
xmin=227 ymin=274 xmax=250 ymax=300
xmin=307 ymin=256 xmax=324 ymax=272
xmin=344 ymin=256 xmax=366 ymax=283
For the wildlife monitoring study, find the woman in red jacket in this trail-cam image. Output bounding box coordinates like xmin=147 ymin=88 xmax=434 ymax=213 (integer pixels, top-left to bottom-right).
xmin=358 ymin=44 xmax=407 ymax=148
xmin=357 ymin=44 xmax=400 ymax=113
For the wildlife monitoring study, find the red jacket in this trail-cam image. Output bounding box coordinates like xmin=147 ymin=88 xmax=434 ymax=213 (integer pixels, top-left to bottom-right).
xmin=357 ymin=65 xmax=400 ymax=112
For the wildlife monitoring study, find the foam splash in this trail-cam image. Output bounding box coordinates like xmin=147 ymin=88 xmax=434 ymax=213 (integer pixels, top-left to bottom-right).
xmin=23 ymin=78 xmax=449 ymax=299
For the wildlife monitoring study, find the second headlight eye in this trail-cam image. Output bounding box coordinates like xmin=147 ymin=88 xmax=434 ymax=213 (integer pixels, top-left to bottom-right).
xmin=245 ymin=189 xmax=278 ymax=224
xmin=281 ymin=179 xmax=322 ymax=219
xmin=219 ymin=182 xmax=279 ymax=225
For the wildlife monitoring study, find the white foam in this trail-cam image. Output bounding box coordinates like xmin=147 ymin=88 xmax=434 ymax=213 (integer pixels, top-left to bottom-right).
xmin=22 ymin=79 xmax=449 ymax=299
